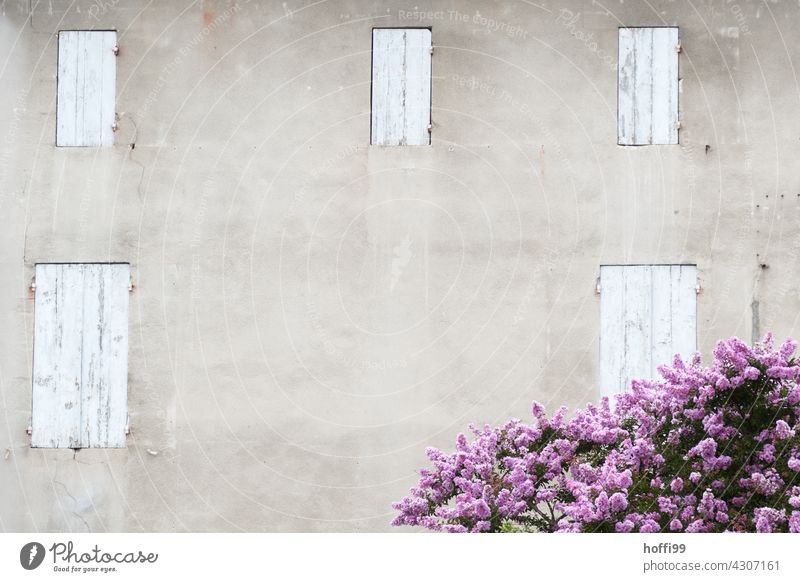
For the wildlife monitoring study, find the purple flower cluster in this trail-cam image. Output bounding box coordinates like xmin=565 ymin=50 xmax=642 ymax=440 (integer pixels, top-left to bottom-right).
xmin=392 ymin=334 xmax=800 ymax=532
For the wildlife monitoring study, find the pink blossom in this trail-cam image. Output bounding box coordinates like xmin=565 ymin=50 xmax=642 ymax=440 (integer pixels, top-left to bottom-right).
xmin=609 ymin=492 xmax=628 ymax=513
xmin=789 ymin=512 xmax=800 ymax=533
xmin=774 ymin=420 xmax=795 ymax=440
xmin=394 ymin=334 xmax=800 ymax=533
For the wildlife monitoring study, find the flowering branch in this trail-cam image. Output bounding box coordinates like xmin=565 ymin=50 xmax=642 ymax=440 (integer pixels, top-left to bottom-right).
xmin=392 ymin=334 xmax=800 ymax=532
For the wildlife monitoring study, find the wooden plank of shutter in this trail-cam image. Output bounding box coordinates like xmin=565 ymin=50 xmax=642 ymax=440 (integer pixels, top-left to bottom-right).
xmin=371 ymin=28 xmax=432 ymax=146
xmin=668 ymin=264 xmax=697 ymax=360
xmin=402 ymin=29 xmax=432 ymax=144
xmin=80 ymin=264 xmax=129 ymax=448
xmin=651 ymin=28 xmax=679 ymax=144
xmin=57 ymin=31 xmax=116 ymax=147
xmin=617 ymin=29 xmax=636 ymax=145
xmin=618 ymin=28 xmax=678 ymax=145
xmin=651 ymin=265 xmax=674 ymax=373
xmin=632 ymin=28 xmax=655 ymax=144
xmin=621 ymin=265 xmax=652 ymax=389
xmin=56 ymin=31 xmax=79 ymax=147
xmin=599 ymin=265 xmax=625 ymax=396
xmin=98 ymin=32 xmax=117 ymax=145
xmin=32 ymin=264 xmax=84 ymax=448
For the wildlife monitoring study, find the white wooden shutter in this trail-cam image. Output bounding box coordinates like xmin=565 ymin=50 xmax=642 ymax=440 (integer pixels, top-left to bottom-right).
xmin=57 ymin=30 xmax=117 ymax=147
xmin=371 ymin=28 xmax=432 ymax=146
xmin=32 ymin=263 xmax=130 ymax=448
xmin=599 ymin=265 xmax=696 ymax=395
xmin=31 ymin=265 xmax=84 ymax=448
xmin=618 ymin=27 xmax=679 ymax=145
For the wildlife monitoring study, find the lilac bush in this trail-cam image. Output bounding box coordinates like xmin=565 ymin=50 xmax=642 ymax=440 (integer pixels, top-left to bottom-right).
xmin=392 ymin=334 xmax=800 ymax=532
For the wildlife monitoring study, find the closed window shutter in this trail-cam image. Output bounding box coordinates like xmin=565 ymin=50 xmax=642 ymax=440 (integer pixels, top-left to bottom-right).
xmin=600 ymin=265 xmax=696 ymax=395
xmin=618 ymin=27 xmax=679 ymax=145
xmin=56 ymin=30 xmax=117 ymax=147
xmin=371 ymin=28 xmax=432 ymax=146
xmin=32 ymin=263 xmax=130 ymax=448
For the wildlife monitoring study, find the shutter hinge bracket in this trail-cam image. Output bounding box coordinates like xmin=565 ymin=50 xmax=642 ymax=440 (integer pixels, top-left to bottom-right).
xmin=112 ymin=45 xmax=120 ymax=56
xmin=429 ymin=46 xmax=434 ymax=55
xmin=676 ymin=43 xmax=682 ymax=54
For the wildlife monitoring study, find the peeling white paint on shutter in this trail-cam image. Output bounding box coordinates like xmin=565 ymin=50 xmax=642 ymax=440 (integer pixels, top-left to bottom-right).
xmin=617 ymin=27 xmax=678 ymax=145
xmin=371 ymin=28 xmax=432 ymax=146
xmin=599 ymin=265 xmax=696 ymax=396
xmin=56 ymin=30 xmax=117 ymax=147
xmin=31 ymin=265 xmax=84 ymax=448
xmin=32 ymin=263 xmax=129 ymax=448
xmin=79 ymin=264 xmax=130 ymax=447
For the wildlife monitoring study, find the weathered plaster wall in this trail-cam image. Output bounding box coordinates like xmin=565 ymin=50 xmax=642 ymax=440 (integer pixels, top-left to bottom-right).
xmin=2 ymin=0 xmax=800 ymax=531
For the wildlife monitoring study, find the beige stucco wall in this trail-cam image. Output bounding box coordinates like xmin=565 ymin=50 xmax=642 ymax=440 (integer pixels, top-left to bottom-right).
xmin=1 ymin=0 xmax=800 ymax=531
